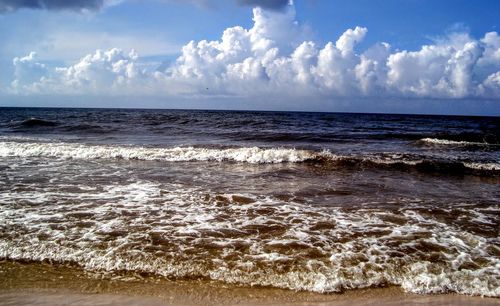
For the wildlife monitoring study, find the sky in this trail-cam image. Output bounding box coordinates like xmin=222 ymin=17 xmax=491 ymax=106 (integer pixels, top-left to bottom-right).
xmin=0 ymin=0 xmax=499 ymax=115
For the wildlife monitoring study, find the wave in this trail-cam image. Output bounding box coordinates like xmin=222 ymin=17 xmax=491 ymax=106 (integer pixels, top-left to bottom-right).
xmin=419 ymin=130 xmax=500 ymax=145
xmin=0 ymin=141 xmax=498 ymax=175
xmin=16 ymin=117 xmax=59 ymax=127
xmin=463 ymin=162 xmax=500 ymax=171
xmin=9 ymin=118 xmax=114 ymax=134
xmin=61 ymin=123 xmax=110 ymax=133
xmin=0 ymin=141 xmax=315 ymax=164
xmin=420 ymin=138 xmax=495 ymax=146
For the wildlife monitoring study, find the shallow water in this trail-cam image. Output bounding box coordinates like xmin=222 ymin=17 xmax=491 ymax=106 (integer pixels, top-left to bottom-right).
xmin=0 ymin=107 xmax=498 ymax=296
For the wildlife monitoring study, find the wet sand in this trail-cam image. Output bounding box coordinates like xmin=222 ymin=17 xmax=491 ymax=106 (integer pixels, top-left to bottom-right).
xmin=2 ymin=289 xmax=499 ymax=306
xmin=1 ymin=261 xmax=498 ymax=306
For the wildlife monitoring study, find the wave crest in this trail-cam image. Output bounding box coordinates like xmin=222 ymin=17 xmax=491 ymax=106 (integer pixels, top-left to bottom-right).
xmin=1 ymin=141 xmax=498 ymax=175
xmin=16 ymin=117 xmax=58 ymax=127
xmin=420 ymin=138 xmax=494 ymax=146
xmin=0 ymin=141 xmax=315 ymax=164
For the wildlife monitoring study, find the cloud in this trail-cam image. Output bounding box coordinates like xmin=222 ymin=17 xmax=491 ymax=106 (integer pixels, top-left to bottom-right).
xmin=5 ymin=3 xmax=500 ymax=101
xmin=11 ymin=52 xmax=48 ymax=90
xmin=0 ymin=0 xmax=290 ymax=13
xmin=0 ymin=0 xmax=121 ymax=12
xmin=9 ymin=48 xmax=155 ymax=95
xmin=236 ymin=0 xmax=290 ymax=10
xmin=156 ymin=0 xmax=215 ymax=9
xmin=32 ymin=30 xmax=181 ymax=61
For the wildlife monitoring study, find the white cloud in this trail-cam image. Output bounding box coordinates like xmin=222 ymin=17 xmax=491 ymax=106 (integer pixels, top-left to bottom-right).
xmin=10 ymin=48 xmax=154 ymax=95
xmin=11 ymin=52 xmax=48 ymax=90
xmin=5 ymin=3 xmax=500 ymax=101
xmin=335 ymin=26 xmax=367 ymax=56
xmin=385 ymin=34 xmax=485 ymax=98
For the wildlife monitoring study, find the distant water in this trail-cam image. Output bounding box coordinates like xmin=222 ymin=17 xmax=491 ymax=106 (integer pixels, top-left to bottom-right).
xmin=0 ymin=107 xmax=498 ymax=296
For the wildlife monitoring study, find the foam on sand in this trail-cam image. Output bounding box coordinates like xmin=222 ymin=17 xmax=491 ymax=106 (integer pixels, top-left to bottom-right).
xmin=0 ymin=180 xmax=498 ymax=296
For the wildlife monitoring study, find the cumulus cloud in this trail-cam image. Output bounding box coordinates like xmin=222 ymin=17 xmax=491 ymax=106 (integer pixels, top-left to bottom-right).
xmin=11 ymin=52 xmax=49 ymax=90
xmin=0 ymin=0 xmax=112 ymax=12
xmin=5 ymin=3 xmax=500 ymax=100
xmin=10 ymin=48 xmax=156 ymax=95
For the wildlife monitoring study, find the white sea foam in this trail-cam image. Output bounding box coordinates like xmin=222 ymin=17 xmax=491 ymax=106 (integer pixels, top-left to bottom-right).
xmin=0 ymin=135 xmax=55 ymax=142
xmin=420 ymin=138 xmax=492 ymax=146
xmin=464 ymin=162 xmax=500 ymax=171
xmin=0 ymin=180 xmax=498 ymax=296
xmin=0 ymin=141 xmax=316 ymax=164
xmin=1 ymin=141 xmax=498 ymax=174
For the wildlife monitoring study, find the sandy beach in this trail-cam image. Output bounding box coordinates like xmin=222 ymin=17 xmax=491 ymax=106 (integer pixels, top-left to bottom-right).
xmin=2 ymin=288 xmax=499 ymax=306
xmin=1 ymin=261 xmax=498 ymax=306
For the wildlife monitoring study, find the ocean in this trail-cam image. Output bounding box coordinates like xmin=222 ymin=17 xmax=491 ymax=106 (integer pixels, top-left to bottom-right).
xmin=0 ymin=107 xmax=498 ymax=297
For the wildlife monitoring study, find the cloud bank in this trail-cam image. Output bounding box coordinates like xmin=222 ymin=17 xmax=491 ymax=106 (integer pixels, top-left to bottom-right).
xmin=6 ymin=4 xmax=500 ymax=101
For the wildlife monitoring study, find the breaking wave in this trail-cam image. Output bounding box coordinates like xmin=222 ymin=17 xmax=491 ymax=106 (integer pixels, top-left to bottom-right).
xmin=0 ymin=140 xmax=498 ymax=175
xmin=463 ymin=162 xmax=500 ymax=171
xmin=420 ymin=138 xmax=496 ymax=146
xmin=0 ymin=141 xmax=314 ymax=164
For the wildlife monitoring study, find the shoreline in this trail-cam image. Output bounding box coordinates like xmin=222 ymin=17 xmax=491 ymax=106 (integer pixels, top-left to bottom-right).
xmin=1 ymin=261 xmax=498 ymax=306
xmin=2 ymin=288 xmax=498 ymax=306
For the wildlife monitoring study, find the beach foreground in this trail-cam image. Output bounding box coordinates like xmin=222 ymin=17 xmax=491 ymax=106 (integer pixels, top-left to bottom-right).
xmin=1 ymin=261 xmax=498 ymax=306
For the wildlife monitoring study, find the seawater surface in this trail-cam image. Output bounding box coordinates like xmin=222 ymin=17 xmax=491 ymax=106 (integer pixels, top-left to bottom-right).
xmin=0 ymin=107 xmax=498 ymax=296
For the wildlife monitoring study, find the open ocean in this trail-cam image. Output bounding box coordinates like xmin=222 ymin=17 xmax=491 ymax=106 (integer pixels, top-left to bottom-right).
xmin=0 ymin=107 xmax=498 ymax=296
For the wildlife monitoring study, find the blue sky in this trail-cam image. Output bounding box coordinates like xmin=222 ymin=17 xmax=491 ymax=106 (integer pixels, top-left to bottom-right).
xmin=0 ymin=0 xmax=499 ymax=115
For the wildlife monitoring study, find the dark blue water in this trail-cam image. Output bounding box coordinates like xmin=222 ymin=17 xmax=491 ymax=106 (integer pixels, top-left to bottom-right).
xmin=2 ymin=108 xmax=498 ymax=146
xmin=0 ymin=107 xmax=498 ymax=296
xmin=1 ymin=107 xmax=498 ymax=174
